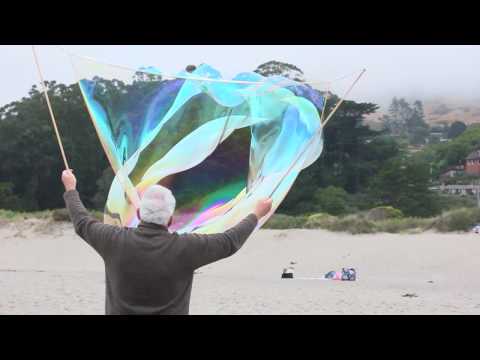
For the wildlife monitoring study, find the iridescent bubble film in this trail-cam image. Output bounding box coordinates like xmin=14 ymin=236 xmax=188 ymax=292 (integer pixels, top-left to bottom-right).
xmin=71 ymin=56 xmax=324 ymax=234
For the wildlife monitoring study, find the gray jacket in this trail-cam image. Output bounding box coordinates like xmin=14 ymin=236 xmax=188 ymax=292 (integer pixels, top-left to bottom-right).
xmin=63 ymin=190 xmax=258 ymax=315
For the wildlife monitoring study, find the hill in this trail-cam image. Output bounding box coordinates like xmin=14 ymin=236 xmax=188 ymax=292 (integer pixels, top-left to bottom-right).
xmin=365 ymin=97 xmax=480 ymax=129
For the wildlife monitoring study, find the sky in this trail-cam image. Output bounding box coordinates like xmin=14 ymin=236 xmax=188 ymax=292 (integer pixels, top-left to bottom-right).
xmin=1 ymin=45 xmax=480 ymax=109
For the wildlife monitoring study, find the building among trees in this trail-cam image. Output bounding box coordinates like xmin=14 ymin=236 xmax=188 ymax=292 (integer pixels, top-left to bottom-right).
xmin=427 ymin=125 xmax=449 ymax=144
xmin=439 ymin=149 xmax=480 ymax=181
xmin=465 ymin=150 xmax=480 ymax=176
xmin=439 ymin=165 xmax=465 ymax=181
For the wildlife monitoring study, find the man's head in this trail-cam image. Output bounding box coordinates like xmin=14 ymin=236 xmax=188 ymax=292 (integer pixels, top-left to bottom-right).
xmin=139 ymin=185 xmax=176 ymax=227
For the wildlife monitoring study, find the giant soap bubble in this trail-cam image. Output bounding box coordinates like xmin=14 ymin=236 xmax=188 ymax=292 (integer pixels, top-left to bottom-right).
xmin=70 ymin=55 xmax=325 ymax=234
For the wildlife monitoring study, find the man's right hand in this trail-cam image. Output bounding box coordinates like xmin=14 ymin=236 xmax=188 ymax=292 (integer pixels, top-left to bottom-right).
xmin=254 ymin=198 xmax=273 ymax=220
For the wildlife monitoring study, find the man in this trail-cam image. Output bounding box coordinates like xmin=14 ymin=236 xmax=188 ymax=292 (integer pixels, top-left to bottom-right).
xmin=62 ymin=169 xmax=272 ymax=315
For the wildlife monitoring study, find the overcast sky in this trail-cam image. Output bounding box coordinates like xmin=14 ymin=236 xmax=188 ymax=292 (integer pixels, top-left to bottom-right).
xmin=1 ymin=45 xmax=480 ymax=109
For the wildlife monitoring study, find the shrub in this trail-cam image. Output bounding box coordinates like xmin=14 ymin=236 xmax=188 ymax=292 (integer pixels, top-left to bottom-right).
xmin=326 ymin=214 xmax=377 ymax=234
xmin=52 ymin=208 xmax=103 ymax=222
xmin=52 ymin=209 xmax=71 ymax=222
xmin=304 ymin=213 xmax=338 ymax=229
xmin=0 ymin=209 xmax=22 ymax=220
xmin=29 ymin=210 xmax=53 ymax=220
xmin=436 ymin=194 xmax=477 ymax=211
xmin=365 ymin=206 xmax=404 ymax=221
xmin=375 ymin=217 xmax=434 ymax=233
xmin=0 ymin=209 xmax=58 ymax=221
xmin=433 ymin=207 xmax=480 ymax=232
xmin=263 ymin=214 xmax=308 ymax=229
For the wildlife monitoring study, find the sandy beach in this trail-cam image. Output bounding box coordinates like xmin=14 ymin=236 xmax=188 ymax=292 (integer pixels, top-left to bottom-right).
xmin=1 ymin=218 xmax=480 ymax=315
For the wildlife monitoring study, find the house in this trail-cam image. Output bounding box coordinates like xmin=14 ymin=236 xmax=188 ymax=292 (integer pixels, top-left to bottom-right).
xmin=465 ymin=149 xmax=480 ymax=176
xmin=440 ymin=165 xmax=465 ymax=180
xmin=428 ymin=126 xmax=449 ymax=144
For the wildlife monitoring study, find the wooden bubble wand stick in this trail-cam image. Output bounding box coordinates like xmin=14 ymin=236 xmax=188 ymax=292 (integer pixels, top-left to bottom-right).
xmin=31 ymin=45 xmax=70 ymax=170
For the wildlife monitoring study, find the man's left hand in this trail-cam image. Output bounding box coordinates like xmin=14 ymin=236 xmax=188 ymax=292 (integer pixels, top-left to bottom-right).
xmin=62 ymin=169 xmax=77 ymax=192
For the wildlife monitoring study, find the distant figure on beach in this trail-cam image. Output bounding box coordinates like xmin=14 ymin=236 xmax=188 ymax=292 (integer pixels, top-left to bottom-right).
xmin=61 ymin=169 xmax=272 ymax=315
xmin=281 ymin=266 xmax=294 ymax=279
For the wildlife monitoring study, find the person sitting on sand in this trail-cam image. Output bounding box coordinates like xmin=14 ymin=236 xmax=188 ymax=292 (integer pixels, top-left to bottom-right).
xmin=281 ymin=267 xmax=294 ymax=279
xmin=61 ymin=169 xmax=272 ymax=315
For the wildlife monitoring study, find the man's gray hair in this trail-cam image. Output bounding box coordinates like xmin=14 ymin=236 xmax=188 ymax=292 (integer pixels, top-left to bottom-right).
xmin=139 ymin=185 xmax=176 ymax=226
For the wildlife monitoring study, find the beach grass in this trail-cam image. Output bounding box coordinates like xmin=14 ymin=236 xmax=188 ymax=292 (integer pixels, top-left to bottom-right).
xmin=264 ymin=207 xmax=480 ymax=233
xmin=2 ymin=207 xmax=479 ymax=233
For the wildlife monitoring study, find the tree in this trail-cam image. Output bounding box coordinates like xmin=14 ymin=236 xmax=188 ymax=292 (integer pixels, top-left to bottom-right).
xmin=408 ymin=100 xmax=430 ymax=145
xmin=382 ymin=97 xmax=406 ymax=136
xmin=0 ymin=182 xmax=22 ymax=210
xmin=382 ymin=98 xmax=429 ymax=144
xmin=0 ymin=63 xmax=404 ymax=218
xmin=254 ymin=61 xmax=306 ymax=82
xmin=185 ymin=65 xmax=197 ymax=73
xmin=314 ymin=186 xmax=348 ymax=215
xmin=253 ymin=61 xmax=389 ymax=215
xmin=447 ymin=121 xmax=467 ymax=139
xmin=133 ymin=71 xmax=162 ymax=84
xmin=279 ymin=97 xmax=386 ymax=214
xmin=0 ymin=81 xmax=110 ymax=211
xmin=369 ymin=156 xmax=440 ymax=217
xmin=91 ymin=167 xmax=115 ymax=210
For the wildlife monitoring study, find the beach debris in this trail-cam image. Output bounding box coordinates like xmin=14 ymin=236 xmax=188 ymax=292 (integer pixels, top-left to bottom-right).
xmin=325 ymin=268 xmax=357 ymax=281
xmin=281 ymin=266 xmax=295 ymax=279
xmin=402 ymin=293 xmax=419 ymax=298
xmin=427 ymin=280 xmax=434 ymax=283
xmin=282 ymin=266 xmax=357 ymax=281
xmin=290 ymin=261 xmax=297 ymax=265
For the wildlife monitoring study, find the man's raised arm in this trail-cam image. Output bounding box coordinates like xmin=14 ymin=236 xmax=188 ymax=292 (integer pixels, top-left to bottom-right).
xmin=62 ymin=169 xmax=121 ymax=257
xmin=180 ymin=199 xmax=273 ymax=270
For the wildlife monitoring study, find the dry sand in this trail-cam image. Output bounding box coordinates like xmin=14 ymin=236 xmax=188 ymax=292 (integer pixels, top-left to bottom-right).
xmin=1 ymin=218 xmax=480 ymax=315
